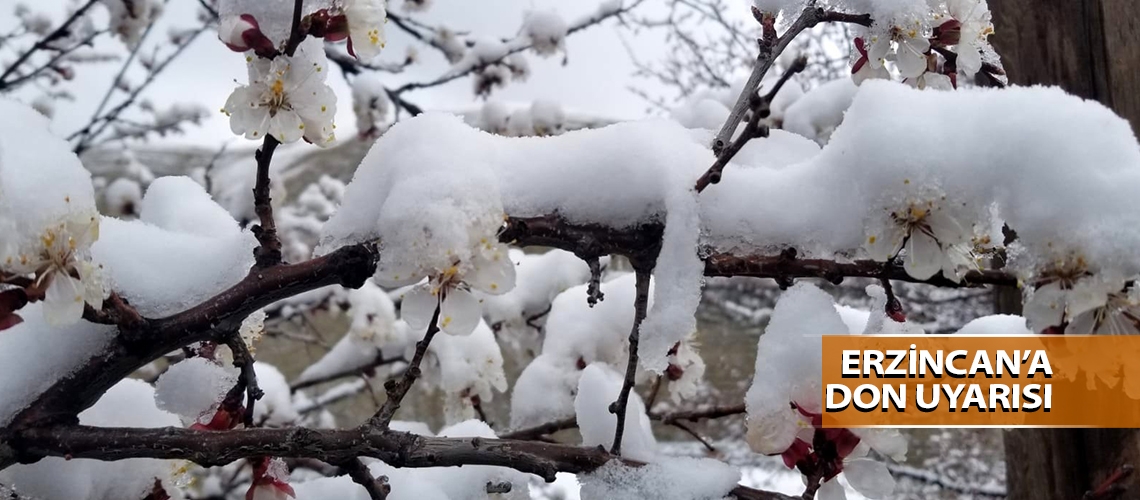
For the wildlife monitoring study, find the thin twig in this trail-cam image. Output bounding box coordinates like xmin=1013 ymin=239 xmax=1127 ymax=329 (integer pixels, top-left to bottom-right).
xmin=342 ymin=459 xmax=390 ymax=500
xmin=609 ymin=268 xmax=651 ymax=455
xmin=223 ymin=335 xmax=264 ymax=427
xmin=251 ymin=137 xmax=284 ymax=267
xmin=369 ymin=302 xmax=441 ymax=428
xmin=290 ymin=351 xmax=404 ymax=392
xmin=704 ymin=6 xmax=870 ymax=189
xmin=0 ymin=0 xmax=102 ymax=89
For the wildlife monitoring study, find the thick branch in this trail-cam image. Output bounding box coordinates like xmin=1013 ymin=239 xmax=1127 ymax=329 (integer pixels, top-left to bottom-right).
xmin=11 ymin=425 xmax=798 ymax=500
xmin=504 ymin=214 xmax=1017 ymax=288
xmin=609 ymin=269 xmax=651 ymax=456
xmin=7 ymin=243 xmax=378 ymax=430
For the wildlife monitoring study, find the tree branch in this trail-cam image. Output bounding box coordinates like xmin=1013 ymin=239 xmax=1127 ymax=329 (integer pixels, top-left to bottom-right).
xmin=290 ymin=351 xmax=404 ymax=392
xmin=342 ymin=458 xmax=390 ymax=500
xmin=368 ymin=302 xmax=441 ymax=429
xmin=703 ymin=6 xmax=871 ymax=191
xmin=10 ymin=424 xmax=798 ymax=500
xmin=252 ymin=137 xmax=284 ymax=267
xmin=0 ymin=0 xmax=102 ymax=89
xmin=6 ymin=243 xmax=378 ymax=430
xmin=609 ymin=268 xmax=651 ymax=455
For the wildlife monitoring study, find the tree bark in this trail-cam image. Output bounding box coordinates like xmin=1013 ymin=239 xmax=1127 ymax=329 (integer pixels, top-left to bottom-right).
xmin=990 ymin=1 xmax=1140 ymax=498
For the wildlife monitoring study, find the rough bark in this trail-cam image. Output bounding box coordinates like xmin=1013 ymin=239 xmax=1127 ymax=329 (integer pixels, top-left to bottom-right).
xmin=991 ymin=1 xmax=1140 ymax=497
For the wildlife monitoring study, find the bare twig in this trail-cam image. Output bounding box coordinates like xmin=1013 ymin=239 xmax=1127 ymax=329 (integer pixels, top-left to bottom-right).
xmin=251 ymin=137 xmax=284 ymax=267
xmin=222 ymin=335 xmax=264 ymax=427
xmin=703 ymin=6 xmax=870 ymax=190
xmin=609 ymin=269 xmax=651 ymax=455
xmin=369 ymin=302 xmax=441 ymax=429
xmin=343 ymin=459 xmax=390 ymax=500
xmin=0 ymin=0 xmax=102 ymax=89
xmin=290 ymin=351 xmax=404 ymax=392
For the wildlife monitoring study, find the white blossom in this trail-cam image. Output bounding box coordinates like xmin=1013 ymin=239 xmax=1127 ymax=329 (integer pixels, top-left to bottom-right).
xmin=947 ymin=0 xmax=994 ymax=78
xmin=3 ymin=211 xmax=106 ymax=326
xmin=222 ymin=43 xmax=337 ymax=146
xmin=394 ymin=240 xmax=516 ymax=336
xmin=867 ymin=23 xmax=931 ymax=79
xmin=1067 ymin=284 xmax=1140 ymax=335
xmin=344 ymin=0 xmax=387 ymax=61
xmin=865 ymin=193 xmax=976 ymax=281
xmin=1023 ymin=256 xmax=1121 ymax=333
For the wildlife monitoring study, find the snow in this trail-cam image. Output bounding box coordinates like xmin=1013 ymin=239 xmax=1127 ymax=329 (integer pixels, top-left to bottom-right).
xmin=745 ymin=283 xmax=848 ymax=454
xmin=954 ymin=314 xmax=1033 ymax=336
xmin=103 ymin=177 xmax=143 ymax=216
xmin=0 ymin=99 xmax=97 ymax=258
xmin=509 ymin=354 xmax=580 ymax=429
xmin=575 ymin=363 xmax=656 ymax=462
xmin=93 ymin=177 xmax=257 ymax=317
xmin=579 ymin=457 xmax=740 ymax=500
xmin=0 ymin=304 xmax=115 ymax=426
xmin=781 ymin=77 xmax=858 ymax=144
xmin=421 ymin=320 xmax=508 ymax=423
xmin=253 ymin=362 xmax=301 ymax=425
xmin=0 ymin=379 xmax=181 ymax=500
xmin=154 ymin=356 xmax=238 ymax=424
xmin=478 ymin=249 xmax=592 ymax=331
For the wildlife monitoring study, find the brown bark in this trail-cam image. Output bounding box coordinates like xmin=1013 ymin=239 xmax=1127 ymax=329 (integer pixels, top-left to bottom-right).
xmin=991 ymin=1 xmax=1140 ymax=498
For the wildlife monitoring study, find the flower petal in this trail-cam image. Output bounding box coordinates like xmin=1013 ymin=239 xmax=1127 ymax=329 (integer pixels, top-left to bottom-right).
xmin=852 ymin=428 xmax=908 ymax=461
xmin=1024 ymin=282 xmax=1066 ymax=332
xmin=843 ymin=459 xmax=896 ymax=499
xmin=895 ymin=38 xmax=930 ymax=78
xmin=400 ymin=283 xmax=438 ymax=333
xmin=904 ymin=233 xmax=942 ymax=280
xmin=439 ymin=288 xmax=481 ymax=336
xmin=77 ymin=261 xmax=106 ymax=309
xmin=817 ymin=478 xmax=847 ymax=500
xmin=44 ymin=273 xmax=85 ymax=327
xmin=465 ymin=248 xmax=516 ymax=295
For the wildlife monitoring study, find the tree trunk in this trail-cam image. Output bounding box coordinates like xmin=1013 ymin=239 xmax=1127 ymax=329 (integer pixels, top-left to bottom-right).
xmin=990 ymin=1 xmax=1140 ymax=498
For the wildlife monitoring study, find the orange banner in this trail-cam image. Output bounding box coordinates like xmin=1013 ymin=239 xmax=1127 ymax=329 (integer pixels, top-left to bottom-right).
xmin=820 ymin=335 xmax=1140 ymax=428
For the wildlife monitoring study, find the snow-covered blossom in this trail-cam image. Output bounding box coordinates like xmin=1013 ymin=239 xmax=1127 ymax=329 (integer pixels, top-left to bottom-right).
xmin=523 ymin=11 xmax=568 ymax=57
xmin=530 ymin=100 xmax=565 ymax=136
xmin=945 ymin=0 xmax=994 ymax=78
xmin=103 ymin=177 xmax=142 ymax=217
xmin=866 ymin=23 xmax=931 ymax=79
xmin=394 ymin=239 xmax=516 ymax=336
xmin=351 ymin=74 xmax=391 ymax=138
xmin=1023 ymin=256 xmax=1122 ymax=333
xmin=865 ymin=192 xmax=976 ymax=281
xmin=102 ymin=0 xmax=160 ymax=47
xmin=343 ymin=0 xmax=387 ymax=61
xmin=222 ymin=40 xmax=337 ymax=146
xmin=664 ymin=337 xmax=705 ymax=403
xmin=3 ymin=210 xmax=105 ymax=326
xmin=246 ymin=457 xmax=295 ymax=500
